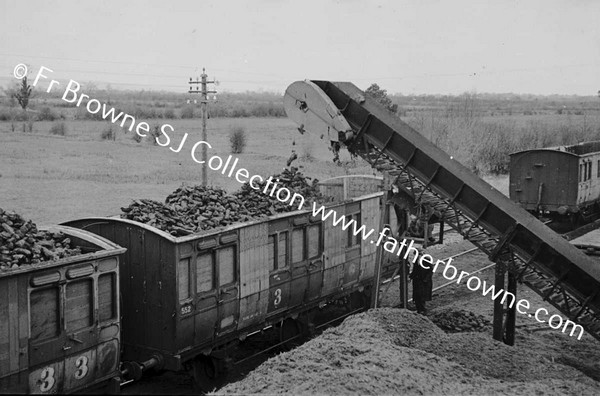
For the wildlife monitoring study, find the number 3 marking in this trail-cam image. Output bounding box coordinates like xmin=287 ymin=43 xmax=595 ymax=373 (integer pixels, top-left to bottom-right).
xmin=74 ymin=355 xmax=89 ymax=379
xmin=274 ymin=288 xmax=282 ymax=306
xmin=39 ymin=366 xmax=55 ymax=392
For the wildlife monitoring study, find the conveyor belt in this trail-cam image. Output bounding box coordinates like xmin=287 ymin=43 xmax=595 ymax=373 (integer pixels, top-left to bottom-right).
xmin=284 ymin=80 xmax=600 ymax=340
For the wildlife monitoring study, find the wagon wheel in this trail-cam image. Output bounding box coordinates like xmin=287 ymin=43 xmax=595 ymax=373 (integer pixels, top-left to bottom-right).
xmin=191 ymin=355 xmax=225 ymax=392
xmin=347 ymin=291 xmax=369 ymax=313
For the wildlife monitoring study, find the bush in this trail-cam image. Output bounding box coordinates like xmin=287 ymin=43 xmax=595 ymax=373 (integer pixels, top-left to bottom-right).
xmin=37 ymin=106 xmax=59 ymax=121
xmin=0 ymin=108 xmax=15 ymax=121
xmin=0 ymin=108 xmax=28 ymax=122
xmin=180 ymin=106 xmax=195 ymax=119
xmin=149 ymin=125 xmax=161 ymax=145
xmin=229 ymin=126 xmax=246 ymax=154
xmin=76 ymin=107 xmax=105 ymax=121
xmin=49 ymin=121 xmax=67 ymax=136
xmin=132 ymin=133 xmax=143 ymax=143
xmin=230 ymin=106 xmax=249 ymax=118
xmin=163 ymin=108 xmax=176 ymax=119
xmin=130 ymin=106 xmax=158 ymax=119
xmin=101 ymin=124 xmax=115 ymax=141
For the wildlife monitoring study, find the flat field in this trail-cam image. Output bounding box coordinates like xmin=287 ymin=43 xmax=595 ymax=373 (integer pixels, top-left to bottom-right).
xmin=0 ymin=117 xmax=376 ymax=224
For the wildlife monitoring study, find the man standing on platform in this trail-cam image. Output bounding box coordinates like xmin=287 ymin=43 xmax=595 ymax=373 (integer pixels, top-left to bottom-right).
xmin=410 ymin=249 xmax=433 ymax=315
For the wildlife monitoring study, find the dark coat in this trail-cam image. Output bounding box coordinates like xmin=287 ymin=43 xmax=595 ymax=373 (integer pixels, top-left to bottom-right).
xmin=410 ymin=261 xmax=433 ymax=301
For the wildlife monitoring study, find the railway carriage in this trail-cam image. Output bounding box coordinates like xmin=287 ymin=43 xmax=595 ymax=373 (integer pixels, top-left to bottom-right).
xmin=510 ymin=141 xmax=600 ymax=224
xmin=64 ymin=190 xmax=397 ymax=388
xmin=0 ymin=226 xmax=125 ymax=394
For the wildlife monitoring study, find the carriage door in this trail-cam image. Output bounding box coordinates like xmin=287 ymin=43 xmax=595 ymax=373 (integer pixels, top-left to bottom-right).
xmin=267 ymin=227 xmax=291 ymax=315
xmin=62 ymin=272 xmax=100 ymax=391
xmin=215 ymin=242 xmax=239 ymax=334
xmin=28 ymin=278 xmax=66 ymax=392
xmin=344 ymin=208 xmax=361 ymax=286
xmin=28 ymin=271 xmax=98 ymax=393
xmin=306 ymin=222 xmax=323 ymax=301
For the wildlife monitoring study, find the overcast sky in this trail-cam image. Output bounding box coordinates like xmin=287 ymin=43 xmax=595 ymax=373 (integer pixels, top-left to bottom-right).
xmin=1 ymin=0 xmax=599 ymax=95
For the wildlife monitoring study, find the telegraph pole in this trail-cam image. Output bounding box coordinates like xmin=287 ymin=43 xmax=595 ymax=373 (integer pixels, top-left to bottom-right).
xmin=189 ymin=68 xmax=217 ymax=186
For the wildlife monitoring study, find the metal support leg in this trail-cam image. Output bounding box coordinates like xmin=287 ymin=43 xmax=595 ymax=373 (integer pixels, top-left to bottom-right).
xmin=493 ymin=262 xmax=505 ymax=342
xmin=493 ymin=260 xmax=517 ymax=346
xmin=399 ymin=259 xmax=408 ymax=308
xmin=505 ymin=272 xmax=517 ymax=346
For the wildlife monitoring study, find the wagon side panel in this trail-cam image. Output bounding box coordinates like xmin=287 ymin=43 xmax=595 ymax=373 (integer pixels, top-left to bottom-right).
xmin=238 ymin=223 xmax=269 ymax=329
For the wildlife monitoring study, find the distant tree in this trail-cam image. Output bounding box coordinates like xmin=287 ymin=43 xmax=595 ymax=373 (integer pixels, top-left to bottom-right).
xmin=365 ymin=83 xmax=398 ymax=113
xmin=10 ymin=77 xmax=34 ymax=132
xmin=13 ymin=76 xmax=32 ymax=111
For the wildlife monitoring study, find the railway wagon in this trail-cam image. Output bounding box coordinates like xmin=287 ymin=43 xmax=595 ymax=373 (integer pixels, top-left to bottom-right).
xmin=64 ymin=191 xmax=396 ymax=386
xmin=509 ymin=141 xmax=600 ymax=221
xmin=0 ymin=225 xmax=125 ymax=394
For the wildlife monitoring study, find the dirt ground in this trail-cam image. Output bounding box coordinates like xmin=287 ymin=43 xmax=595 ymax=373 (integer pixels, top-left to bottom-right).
xmin=216 ymin=234 xmax=600 ymax=395
xmin=216 ymin=308 xmax=600 ymax=395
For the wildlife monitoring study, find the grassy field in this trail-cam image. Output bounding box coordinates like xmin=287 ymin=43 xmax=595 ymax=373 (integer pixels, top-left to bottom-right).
xmin=0 ymin=118 xmax=377 ymax=224
xmin=0 ymin=116 xmax=514 ymax=226
xmin=8 ymin=103 xmax=598 ymax=226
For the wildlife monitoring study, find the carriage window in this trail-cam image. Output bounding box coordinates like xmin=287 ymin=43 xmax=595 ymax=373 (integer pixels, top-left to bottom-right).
xmin=269 ymin=232 xmax=288 ymax=270
xmin=98 ymin=273 xmax=116 ymax=322
xmin=597 ymin=160 xmax=600 ymax=178
xmin=196 ymin=253 xmax=214 ymax=293
xmin=347 ymin=213 xmax=361 ymax=247
xmin=218 ymin=246 xmax=236 ymax=286
xmin=66 ymin=279 xmax=93 ymax=331
xmin=278 ymin=232 xmax=288 ymax=268
xmin=178 ymin=258 xmax=191 ymax=301
xmin=307 ymin=224 xmax=322 ymax=258
xmin=588 ymin=162 xmax=592 ymax=180
xmin=580 ymin=164 xmax=583 ymax=182
xmin=30 ymin=287 xmax=60 ymax=341
xmin=268 ymin=235 xmax=276 ymax=270
xmin=292 ymin=228 xmax=305 ymax=263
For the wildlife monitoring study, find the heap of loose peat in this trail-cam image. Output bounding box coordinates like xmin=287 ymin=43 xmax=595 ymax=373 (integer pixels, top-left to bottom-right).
xmin=216 ymin=308 xmax=600 ymax=395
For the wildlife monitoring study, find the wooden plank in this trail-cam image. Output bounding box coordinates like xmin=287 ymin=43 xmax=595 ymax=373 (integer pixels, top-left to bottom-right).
xmin=361 ymin=197 xmax=380 ymax=257
xmin=123 ymin=226 xmax=146 ymax=357
xmin=239 ymin=223 xmax=268 ymax=298
xmin=324 ymin=204 xmax=345 ymax=270
xmin=160 ymin=238 xmax=177 ymax=353
xmin=8 ymin=278 xmax=19 ymax=373
xmin=0 ymin=278 xmax=10 ymax=376
xmin=29 ymin=286 xmax=61 ymax=365
xmin=17 ymin=277 xmax=28 ymax=374
xmin=65 ymin=279 xmax=93 ymax=331
xmin=322 ymin=203 xmax=347 ymax=294
xmin=98 ymin=273 xmax=116 ymax=322
xmin=239 ymin=223 xmax=268 ymax=329
xmin=146 ymin=234 xmax=162 ymax=307
xmin=113 ymin=223 xmax=134 ymax=355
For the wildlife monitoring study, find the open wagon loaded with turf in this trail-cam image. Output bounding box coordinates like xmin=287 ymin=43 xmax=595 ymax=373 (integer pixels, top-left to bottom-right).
xmin=0 ymin=211 xmax=125 ymax=394
xmin=63 ymin=172 xmax=398 ymax=391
